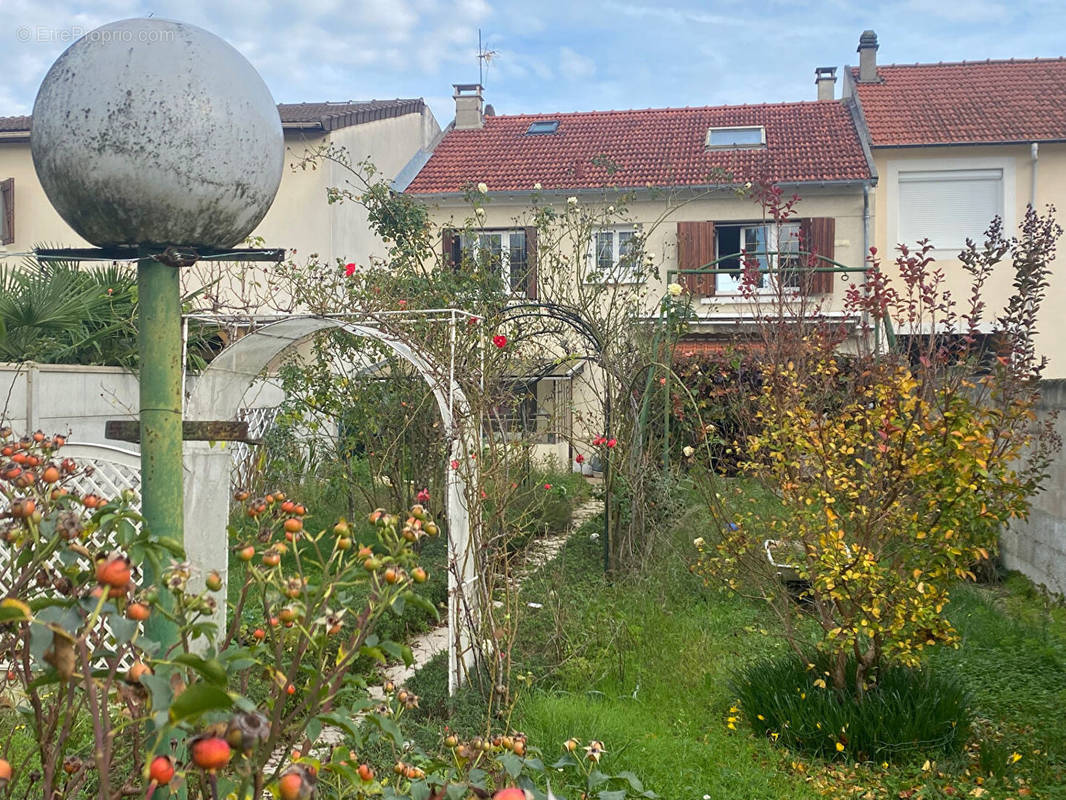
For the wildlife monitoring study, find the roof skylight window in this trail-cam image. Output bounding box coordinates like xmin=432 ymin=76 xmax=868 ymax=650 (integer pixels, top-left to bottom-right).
xmin=526 ymin=120 xmax=560 ymax=135
xmin=706 ymin=126 xmax=766 ymax=149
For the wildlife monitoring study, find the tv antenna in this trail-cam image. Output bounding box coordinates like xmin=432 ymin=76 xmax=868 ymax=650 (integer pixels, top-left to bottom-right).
xmin=477 ymin=29 xmax=497 ymax=86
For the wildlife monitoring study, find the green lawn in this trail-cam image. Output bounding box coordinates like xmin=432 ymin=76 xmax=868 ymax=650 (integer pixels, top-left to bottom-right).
xmin=499 ymin=503 xmax=1066 ymax=799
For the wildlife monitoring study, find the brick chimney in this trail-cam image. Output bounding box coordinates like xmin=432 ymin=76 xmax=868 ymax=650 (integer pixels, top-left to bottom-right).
xmin=815 ymin=66 xmax=837 ymax=100
xmin=857 ymin=30 xmax=880 ymax=83
xmin=453 ymin=83 xmax=484 ymax=130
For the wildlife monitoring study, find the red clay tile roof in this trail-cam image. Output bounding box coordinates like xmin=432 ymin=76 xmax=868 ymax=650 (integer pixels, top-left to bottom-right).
xmin=0 ymin=116 xmax=31 ymax=133
xmin=406 ymin=101 xmax=871 ymax=194
xmin=278 ymin=99 xmax=424 ymax=131
xmin=0 ymin=101 xmax=423 ymax=137
xmin=851 ymin=59 xmax=1066 ymax=146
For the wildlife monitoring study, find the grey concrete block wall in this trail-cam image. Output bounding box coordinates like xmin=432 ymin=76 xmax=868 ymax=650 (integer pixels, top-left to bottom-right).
xmin=0 ymin=363 xmax=140 ymax=446
xmin=0 ymin=363 xmax=286 ymax=446
xmin=1002 ymin=378 xmax=1066 ymax=596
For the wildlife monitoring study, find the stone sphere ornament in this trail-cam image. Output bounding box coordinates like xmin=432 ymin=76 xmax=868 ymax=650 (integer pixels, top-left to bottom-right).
xmin=31 ymin=18 xmax=283 ymax=250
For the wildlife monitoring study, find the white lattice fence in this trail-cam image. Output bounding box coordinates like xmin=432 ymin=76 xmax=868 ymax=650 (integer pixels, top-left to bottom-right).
xmin=230 ymin=406 xmax=280 ymax=491
xmin=10 ymin=443 xmax=145 ymax=669
xmin=63 ymin=443 xmax=143 ymax=511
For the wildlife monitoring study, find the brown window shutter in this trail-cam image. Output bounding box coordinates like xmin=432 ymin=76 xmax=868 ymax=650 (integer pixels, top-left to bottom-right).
xmin=676 ymin=221 xmax=716 ymax=296
xmin=0 ymin=179 xmax=13 ymax=246
xmin=524 ymin=225 xmax=538 ymax=300
xmin=442 ymin=228 xmax=459 ymax=271
xmin=800 ymin=217 xmax=835 ymax=294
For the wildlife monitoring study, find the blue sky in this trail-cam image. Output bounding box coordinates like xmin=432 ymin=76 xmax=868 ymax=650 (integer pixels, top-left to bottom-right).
xmin=4 ymin=0 xmax=1066 ymax=126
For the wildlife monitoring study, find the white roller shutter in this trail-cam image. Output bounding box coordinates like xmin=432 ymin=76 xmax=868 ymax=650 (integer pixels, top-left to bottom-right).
xmin=898 ymin=169 xmax=1003 ymax=250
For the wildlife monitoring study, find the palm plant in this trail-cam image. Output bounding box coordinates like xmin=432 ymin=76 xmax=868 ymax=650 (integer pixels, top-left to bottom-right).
xmin=0 ymin=258 xmax=219 ymax=369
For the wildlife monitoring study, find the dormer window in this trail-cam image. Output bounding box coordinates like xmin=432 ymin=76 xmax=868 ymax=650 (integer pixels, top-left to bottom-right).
xmin=526 ymin=120 xmax=560 ymax=135
xmin=705 ymin=126 xmax=765 ymax=149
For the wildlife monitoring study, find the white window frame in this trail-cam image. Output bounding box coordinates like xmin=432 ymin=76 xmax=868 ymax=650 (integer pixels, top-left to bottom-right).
xmin=587 ymin=226 xmax=643 ymax=283
xmin=705 ymin=125 xmax=766 ymax=149
xmin=714 ymin=222 xmax=802 ymax=295
xmin=460 ymin=229 xmax=530 ymax=296
xmin=886 ymin=155 xmax=1015 ymax=255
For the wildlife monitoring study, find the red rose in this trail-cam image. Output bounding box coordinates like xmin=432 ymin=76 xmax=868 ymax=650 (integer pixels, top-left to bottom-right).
xmin=575 ymin=454 xmax=585 ymax=464
xmin=493 ymin=334 xmax=507 ymax=349
xmin=606 ymin=438 xmax=617 ymax=448
xmin=344 ymin=262 xmax=356 ymax=276
xmin=450 ymin=459 xmax=460 ymax=469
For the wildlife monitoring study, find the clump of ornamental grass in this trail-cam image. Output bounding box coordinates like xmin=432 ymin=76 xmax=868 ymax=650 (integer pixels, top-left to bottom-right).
xmin=733 ymin=653 xmax=972 ymax=763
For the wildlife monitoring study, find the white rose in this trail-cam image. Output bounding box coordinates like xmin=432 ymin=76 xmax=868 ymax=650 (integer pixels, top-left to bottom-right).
xmin=475 ymin=207 xmax=486 ymax=219
xmin=534 ymin=182 xmax=543 ymax=190
xmin=683 ymin=445 xmax=695 ymax=457
xmin=667 ymin=282 xmax=683 ymax=297
xmin=693 ymin=536 xmax=705 ymax=548
xmin=567 ymin=196 xmax=578 ymax=205
xmin=477 ymin=182 xmax=488 ymax=194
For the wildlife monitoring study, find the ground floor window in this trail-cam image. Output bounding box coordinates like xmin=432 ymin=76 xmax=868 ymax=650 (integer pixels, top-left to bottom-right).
xmin=459 ymin=229 xmax=529 ymax=295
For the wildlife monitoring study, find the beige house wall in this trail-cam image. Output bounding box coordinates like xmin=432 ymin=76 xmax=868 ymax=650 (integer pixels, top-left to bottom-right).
xmin=421 ymin=184 xmax=868 ymax=320
xmin=257 ymin=110 xmax=440 ymax=267
xmin=417 ymin=187 xmax=868 ymax=469
xmin=869 ymin=143 xmax=1066 ymax=377
xmin=0 ymin=106 xmax=440 ymax=276
xmin=0 ymin=138 xmax=91 ymax=254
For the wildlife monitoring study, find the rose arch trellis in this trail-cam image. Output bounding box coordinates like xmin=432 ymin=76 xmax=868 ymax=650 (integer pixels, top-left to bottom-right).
xmin=183 ymin=314 xmax=478 ymax=694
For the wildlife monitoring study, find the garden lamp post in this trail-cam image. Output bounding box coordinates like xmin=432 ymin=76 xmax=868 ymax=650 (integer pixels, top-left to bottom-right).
xmin=30 ymin=18 xmax=285 ymax=648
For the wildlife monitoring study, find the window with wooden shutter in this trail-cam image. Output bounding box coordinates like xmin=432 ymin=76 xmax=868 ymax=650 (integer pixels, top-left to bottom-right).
xmin=442 ymin=228 xmax=460 ymax=271
xmin=0 ymin=179 xmax=12 ymax=246
xmin=799 ymin=217 xmax=835 ymax=294
xmin=676 ymin=221 xmax=715 ymax=296
xmin=524 ymin=225 xmax=538 ymax=300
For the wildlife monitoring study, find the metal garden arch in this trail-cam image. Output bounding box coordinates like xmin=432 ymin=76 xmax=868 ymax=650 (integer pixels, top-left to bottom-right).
xmin=184 ymin=315 xmax=477 ymax=693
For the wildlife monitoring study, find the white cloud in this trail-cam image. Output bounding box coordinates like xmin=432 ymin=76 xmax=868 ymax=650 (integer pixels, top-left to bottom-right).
xmin=602 ymin=1 xmax=739 ymax=26
xmin=3 ymin=0 xmax=1064 ymax=134
xmin=558 ymin=46 xmax=595 ymax=80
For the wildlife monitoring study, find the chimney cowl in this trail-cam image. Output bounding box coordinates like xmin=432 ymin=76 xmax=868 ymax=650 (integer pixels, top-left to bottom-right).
xmin=857 ymin=30 xmax=881 ymax=83
xmin=453 ymin=83 xmax=484 ymax=130
xmin=815 ymin=66 xmax=837 ymax=101
xmin=858 ymin=30 xmax=878 ymax=50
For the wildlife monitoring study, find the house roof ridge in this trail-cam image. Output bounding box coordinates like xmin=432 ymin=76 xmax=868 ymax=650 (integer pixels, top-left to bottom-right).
xmin=278 ymin=98 xmax=423 ymax=108
xmin=853 ymin=56 xmax=1066 ymax=72
xmin=486 ymin=99 xmax=844 ymax=121
xmin=3 ymin=99 xmax=427 ymax=135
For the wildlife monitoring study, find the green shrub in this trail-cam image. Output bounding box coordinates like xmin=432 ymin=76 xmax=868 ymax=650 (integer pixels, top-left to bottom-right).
xmin=671 ymin=348 xmax=763 ymax=474
xmin=733 ymin=654 xmax=972 ymax=763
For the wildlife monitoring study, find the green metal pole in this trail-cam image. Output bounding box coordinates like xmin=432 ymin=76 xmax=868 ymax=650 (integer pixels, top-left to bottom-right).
xmin=662 ymin=361 xmax=670 ymax=471
xmin=137 ymin=246 xmax=184 ymax=650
